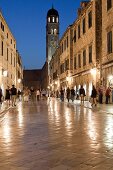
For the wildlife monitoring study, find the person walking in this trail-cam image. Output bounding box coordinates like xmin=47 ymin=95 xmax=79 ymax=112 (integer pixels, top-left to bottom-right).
xmin=5 ymin=86 xmax=11 ymax=106
xmin=23 ymin=87 xmax=30 ymax=102
xmin=79 ymin=85 xmax=85 ymax=104
xmin=60 ymin=88 xmax=64 ymax=101
xmin=98 ymin=86 xmax=103 ymax=104
xmin=41 ymin=89 xmax=47 ymax=100
xmin=36 ymin=89 xmax=40 ymax=101
xmin=66 ymin=87 xmax=70 ymax=102
xmin=10 ymin=85 xmax=17 ymax=106
xmin=18 ymin=89 xmax=22 ymax=101
xmin=71 ymin=87 xmax=75 ymax=102
xmin=105 ymin=87 xmax=111 ymax=104
xmin=91 ymin=85 xmax=97 ymax=106
xmin=30 ymin=87 xmax=35 ymax=101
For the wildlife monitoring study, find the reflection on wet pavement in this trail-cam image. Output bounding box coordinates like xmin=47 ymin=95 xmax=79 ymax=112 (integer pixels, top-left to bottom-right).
xmin=0 ymin=99 xmax=113 ymax=169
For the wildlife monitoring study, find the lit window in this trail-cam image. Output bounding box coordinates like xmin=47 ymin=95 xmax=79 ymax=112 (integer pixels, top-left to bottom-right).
xmin=53 ymin=17 xmax=55 ymax=22
xmin=54 ymin=29 xmax=57 ymax=34
xmin=56 ymin=17 xmax=58 ymax=23
xmin=51 ymin=29 xmax=53 ymax=34
xmin=48 ymin=17 xmax=50 ymax=22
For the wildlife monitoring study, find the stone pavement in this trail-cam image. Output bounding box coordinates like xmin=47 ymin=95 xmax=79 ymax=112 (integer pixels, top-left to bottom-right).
xmin=0 ymin=99 xmax=113 ymax=170
xmin=63 ymin=98 xmax=113 ymax=114
xmin=0 ymin=101 xmax=11 ymax=116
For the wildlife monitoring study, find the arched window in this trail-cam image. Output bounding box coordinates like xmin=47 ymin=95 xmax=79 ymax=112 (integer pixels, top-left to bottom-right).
xmin=52 ymin=17 xmax=55 ymax=22
xmin=54 ymin=29 xmax=57 ymax=35
xmin=48 ymin=17 xmax=50 ymax=22
xmin=56 ymin=17 xmax=58 ymax=23
xmin=51 ymin=29 xmax=54 ymax=34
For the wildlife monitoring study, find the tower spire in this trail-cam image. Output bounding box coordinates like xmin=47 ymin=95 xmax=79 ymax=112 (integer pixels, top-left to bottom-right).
xmin=52 ymin=4 xmax=54 ymax=9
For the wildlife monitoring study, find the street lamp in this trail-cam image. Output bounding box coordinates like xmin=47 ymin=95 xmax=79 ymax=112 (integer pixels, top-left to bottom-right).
xmin=90 ymin=68 xmax=97 ymax=86
xmin=3 ymin=70 xmax=8 ymax=77
xmin=90 ymin=68 xmax=97 ymax=75
xmin=18 ymin=78 xmax=21 ymax=83
xmin=108 ymin=75 xmax=113 ymax=87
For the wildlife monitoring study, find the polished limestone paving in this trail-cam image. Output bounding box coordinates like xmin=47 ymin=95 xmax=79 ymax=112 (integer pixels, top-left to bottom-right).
xmin=0 ymin=99 xmax=113 ymax=170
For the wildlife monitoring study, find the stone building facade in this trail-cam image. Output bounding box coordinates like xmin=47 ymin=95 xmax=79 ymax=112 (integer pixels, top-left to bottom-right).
xmin=16 ymin=50 xmax=23 ymax=91
xmin=72 ymin=0 xmax=102 ymax=99
xmin=102 ymin=0 xmax=113 ymax=87
xmin=59 ymin=25 xmax=73 ymax=90
xmin=0 ymin=11 xmax=23 ymax=96
xmin=49 ymin=0 xmax=102 ymax=99
xmin=49 ymin=46 xmax=60 ymax=91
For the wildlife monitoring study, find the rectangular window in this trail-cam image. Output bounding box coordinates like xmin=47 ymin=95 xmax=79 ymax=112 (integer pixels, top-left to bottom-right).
xmin=74 ymin=56 xmax=76 ymax=69
xmin=83 ymin=49 xmax=86 ymax=66
xmin=78 ymin=24 xmax=80 ymax=39
xmin=88 ymin=11 xmax=92 ymax=28
xmin=14 ymin=57 xmax=15 ymax=67
xmin=65 ymin=59 xmax=69 ymax=70
xmin=1 ymin=41 xmax=3 ymax=56
xmin=62 ymin=43 xmax=63 ymax=53
xmin=64 ymin=40 xmax=66 ymax=50
xmin=52 ymin=17 xmax=55 ymax=22
xmin=89 ymin=45 xmax=92 ymax=63
xmin=1 ymin=22 xmax=4 ymax=32
xmin=67 ymin=36 xmax=68 ymax=48
xmin=11 ymin=53 xmax=12 ymax=64
xmin=7 ymin=48 xmax=8 ymax=61
xmin=60 ymin=64 xmax=65 ymax=74
xmin=107 ymin=0 xmax=112 ymax=11
xmin=78 ymin=54 xmax=81 ymax=68
xmin=107 ymin=31 xmax=112 ymax=54
xmin=82 ymin=18 xmax=86 ymax=34
xmin=74 ymin=30 xmax=76 ymax=43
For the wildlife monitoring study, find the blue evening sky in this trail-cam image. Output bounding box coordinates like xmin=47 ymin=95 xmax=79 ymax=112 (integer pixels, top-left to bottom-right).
xmin=0 ymin=0 xmax=81 ymax=69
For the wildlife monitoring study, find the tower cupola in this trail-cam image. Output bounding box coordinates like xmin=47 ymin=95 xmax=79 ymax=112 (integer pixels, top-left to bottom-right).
xmin=47 ymin=6 xmax=59 ymax=23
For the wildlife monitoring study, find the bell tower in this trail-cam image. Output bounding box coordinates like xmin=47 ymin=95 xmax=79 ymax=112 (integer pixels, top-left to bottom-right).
xmin=46 ymin=6 xmax=59 ymax=76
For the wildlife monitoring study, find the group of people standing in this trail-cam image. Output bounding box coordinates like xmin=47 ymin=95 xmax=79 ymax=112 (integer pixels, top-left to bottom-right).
xmin=58 ymin=85 xmax=112 ymax=107
xmin=60 ymin=87 xmax=76 ymax=102
xmin=0 ymin=85 xmax=48 ymax=107
xmin=23 ymin=87 xmax=47 ymax=102
xmin=0 ymin=85 xmax=17 ymax=106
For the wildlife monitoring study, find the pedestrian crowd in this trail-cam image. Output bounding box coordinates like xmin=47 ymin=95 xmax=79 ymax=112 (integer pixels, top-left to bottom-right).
xmin=0 ymin=84 xmax=112 ymax=109
xmin=0 ymin=85 xmax=17 ymax=107
xmin=53 ymin=84 xmax=112 ymax=107
xmin=0 ymin=85 xmax=48 ymax=108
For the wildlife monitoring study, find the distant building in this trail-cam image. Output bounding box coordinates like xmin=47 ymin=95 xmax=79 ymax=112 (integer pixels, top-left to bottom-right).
xmin=23 ymin=69 xmax=42 ymax=90
xmin=23 ymin=61 xmax=48 ymax=90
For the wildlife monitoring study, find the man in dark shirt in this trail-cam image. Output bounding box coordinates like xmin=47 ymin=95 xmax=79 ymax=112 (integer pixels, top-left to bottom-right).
xmin=11 ymin=85 xmax=17 ymax=106
xmin=79 ymin=85 xmax=85 ymax=104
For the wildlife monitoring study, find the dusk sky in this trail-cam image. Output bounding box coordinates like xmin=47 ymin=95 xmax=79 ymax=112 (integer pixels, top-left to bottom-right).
xmin=0 ymin=0 xmax=81 ymax=69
